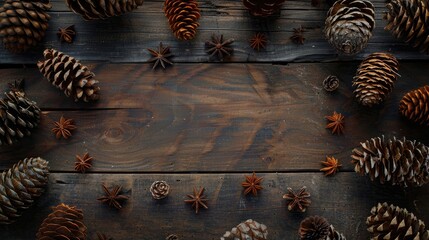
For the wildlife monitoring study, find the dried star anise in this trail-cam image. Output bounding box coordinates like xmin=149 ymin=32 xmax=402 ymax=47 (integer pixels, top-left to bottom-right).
xmin=205 ymin=34 xmax=234 ymax=61
xmin=325 ymin=111 xmax=344 ymax=135
xmin=57 ymin=25 xmax=76 ymax=43
xmin=250 ymin=32 xmax=267 ymax=51
xmin=97 ymin=233 xmax=113 ymax=240
xmin=184 ymin=187 xmax=208 ymax=214
xmin=97 ymin=184 xmax=129 ymax=209
xmin=52 ymin=116 xmax=77 ymax=139
xmin=8 ymin=79 xmax=25 ymax=94
xmin=75 ymin=152 xmax=93 ymax=173
xmin=147 ymin=42 xmax=173 ymax=70
xmin=242 ymin=172 xmax=263 ymax=196
xmin=320 ymin=156 xmax=342 ymax=176
xmin=290 ymin=26 xmax=305 ymax=45
xmin=283 ymin=186 xmax=311 ymax=212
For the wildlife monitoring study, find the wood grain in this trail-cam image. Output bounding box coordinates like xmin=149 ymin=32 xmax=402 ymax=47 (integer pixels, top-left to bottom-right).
xmin=0 ymin=172 xmax=427 ymax=240
xmin=1 ymin=0 xmax=429 ymax=63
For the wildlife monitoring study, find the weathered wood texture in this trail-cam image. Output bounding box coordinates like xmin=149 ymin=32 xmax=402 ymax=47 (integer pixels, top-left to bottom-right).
xmin=0 ymin=173 xmax=428 ymax=240
xmin=1 ymin=0 xmax=429 ymax=63
xmin=0 ymin=63 xmax=428 ymax=172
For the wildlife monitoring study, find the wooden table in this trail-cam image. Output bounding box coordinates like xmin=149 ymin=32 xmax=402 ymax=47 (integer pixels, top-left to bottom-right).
xmin=1 ymin=0 xmax=429 ymax=239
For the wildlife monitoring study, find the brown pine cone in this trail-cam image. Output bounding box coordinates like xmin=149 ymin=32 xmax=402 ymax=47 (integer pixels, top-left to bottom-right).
xmin=299 ymin=216 xmax=330 ymax=240
xmin=221 ymin=219 xmax=268 ymax=240
xmin=323 ymin=75 xmax=340 ymax=92
xmin=399 ymin=85 xmax=429 ymax=126
xmin=164 ymin=0 xmax=200 ymax=41
xmin=36 ymin=203 xmax=87 ymax=240
xmin=0 ymin=0 xmax=51 ymax=53
xmin=367 ymin=202 xmax=429 ymax=240
xmin=324 ymin=0 xmax=375 ymax=55
xmin=385 ymin=0 xmax=429 ymax=54
xmin=66 ymin=0 xmax=143 ymax=20
xmin=327 ymin=225 xmax=346 ymax=240
xmin=242 ymin=0 xmax=286 ymax=17
xmin=352 ymin=135 xmax=429 ymax=187
xmin=150 ymin=181 xmax=170 ymax=200
xmin=0 ymin=157 xmax=49 ymax=224
xmin=352 ymin=52 xmax=399 ymax=107
xmin=37 ymin=49 xmax=100 ymax=102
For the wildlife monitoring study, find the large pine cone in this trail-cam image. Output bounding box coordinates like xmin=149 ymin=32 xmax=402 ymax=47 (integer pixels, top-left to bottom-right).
xmin=242 ymin=0 xmax=286 ymax=17
xmin=164 ymin=0 xmax=200 ymax=41
xmin=0 ymin=0 xmax=51 ymax=53
xmin=399 ymin=85 xmax=429 ymax=126
xmin=385 ymin=0 xmax=429 ymax=54
xmin=367 ymin=202 xmax=429 ymax=240
xmin=352 ymin=135 xmax=429 ymax=187
xmin=221 ymin=219 xmax=268 ymax=240
xmin=0 ymin=88 xmax=41 ymax=145
xmin=0 ymin=157 xmax=49 ymax=224
xmin=37 ymin=49 xmax=100 ymax=102
xmin=352 ymin=52 xmax=399 ymax=107
xmin=324 ymin=0 xmax=375 ymax=55
xmin=66 ymin=0 xmax=143 ymax=20
xmin=37 ymin=203 xmax=87 ymax=240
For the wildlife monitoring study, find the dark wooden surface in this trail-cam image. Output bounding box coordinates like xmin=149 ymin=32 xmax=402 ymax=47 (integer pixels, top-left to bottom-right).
xmin=1 ymin=0 xmax=429 ymax=239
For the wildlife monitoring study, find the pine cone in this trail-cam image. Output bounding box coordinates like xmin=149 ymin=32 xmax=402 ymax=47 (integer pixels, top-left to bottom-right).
xmin=0 ymin=157 xmax=49 ymax=224
xmin=37 ymin=49 xmax=100 ymax=102
xmin=352 ymin=135 xmax=429 ymax=187
xmin=66 ymin=0 xmax=143 ymax=20
xmin=324 ymin=0 xmax=375 ymax=55
xmin=323 ymin=75 xmax=340 ymax=92
xmin=326 ymin=225 xmax=346 ymax=240
xmin=164 ymin=0 xmax=200 ymax=41
xmin=242 ymin=0 xmax=286 ymax=17
xmin=37 ymin=203 xmax=87 ymax=240
xmin=367 ymin=202 xmax=429 ymax=240
xmin=221 ymin=219 xmax=268 ymax=240
xmin=299 ymin=216 xmax=330 ymax=240
xmin=352 ymin=52 xmax=399 ymax=107
xmin=150 ymin=181 xmax=170 ymax=200
xmin=399 ymin=85 xmax=429 ymax=126
xmin=0 ymin=85 xmax=41 ymax=146
xmin=385 ymin=0 xmax=429 ymax=54
xmin=0 ymin=0 xmax=51 ymax=53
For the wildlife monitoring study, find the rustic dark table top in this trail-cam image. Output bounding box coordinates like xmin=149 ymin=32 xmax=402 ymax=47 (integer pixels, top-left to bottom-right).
xmin=1 ymin=0 xmax=429 ymax=239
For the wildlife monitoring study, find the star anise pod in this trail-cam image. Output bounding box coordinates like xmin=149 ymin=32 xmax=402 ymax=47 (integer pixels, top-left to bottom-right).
xmin=290 ymin=26 xmax=305 ymax=45
xmin=57 ymin=25 xmax=76 ymax=43
xmin=97 ymin=184 xmax=129 ymax=209
xmin=8 ymin=79 xmax=25 ymax=94
xmin=283 ymin=186 xmax=311 ymax=212
xmin=52 ymin=116 xmax=77 ymax=139
xmin=147 ymin=42 xmax=173 ymax=70
xmin=325 ymin=111 xmax=344 ymax=135
xmin=97 ymin=233 xmax=113 ymax=240
xmin=249 ymin=32 xmax=267 ymax=51
xmin=75 ymin=152 xmax=93 ymax=173
xmin=184 ymin=187 xmax=208 ymax=214
xmin=320 ymin=156 xmax=342 ymax=176
xmin=242 ymin=172 xmax=263 ymax=196
xmin=205 ymin=34 xmax=234 ymax=61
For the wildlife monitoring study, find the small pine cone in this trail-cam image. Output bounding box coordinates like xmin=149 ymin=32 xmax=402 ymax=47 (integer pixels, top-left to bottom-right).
xmin=0 ymin=89 xmax=41 ymax=145
xmin=367 ymin=202 xmax=429 ymax=240
xmin=352 ymin=135 xmax=429 ymax=187
xmin=299 ymin=216 xmax=330 ymax=240
xmin=0 ymin=0 xmax=52 ymax=53
xmin=221 ymin=219 xmax=268 ymax=240
xmin=150 ymin=181 xmax=170 ymax=200
xmin=164 ymin=0 xmax=201 ymax=41
xmin=37 ymin=49 xmax=100 ymax=102
xmin=37 ymin=203 xmax=87 ymax=240
xmin=385 ymin=0 xmax=429 ymax=54
xmin=352 ymin=52 xmax=399 ymax=107
xmin=66 ymin=0 xmax=143 ymax=20
xmin=0 ymin=157 xmax=49 ymax=224
xmin=399 ymin=85 xmax=429 ymax=125
xmin=326 ymin=225 xmax=346 ymax=240
xmin=323 ymin=75 xmax=340 ymax=92
xmin=242 ymin=0 xmax=286 ymax=17
xmin=324 ymin=0 xmax=375 ymax=55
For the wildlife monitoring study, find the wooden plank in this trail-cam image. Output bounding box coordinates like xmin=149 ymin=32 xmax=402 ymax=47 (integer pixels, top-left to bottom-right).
xmin=0 ymin=172 xmax=427 ymax=239
xmin=0 ymin=0 xmax=428 ymax=63
xmin=0 ymin=63 xmax=428 ymax=172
